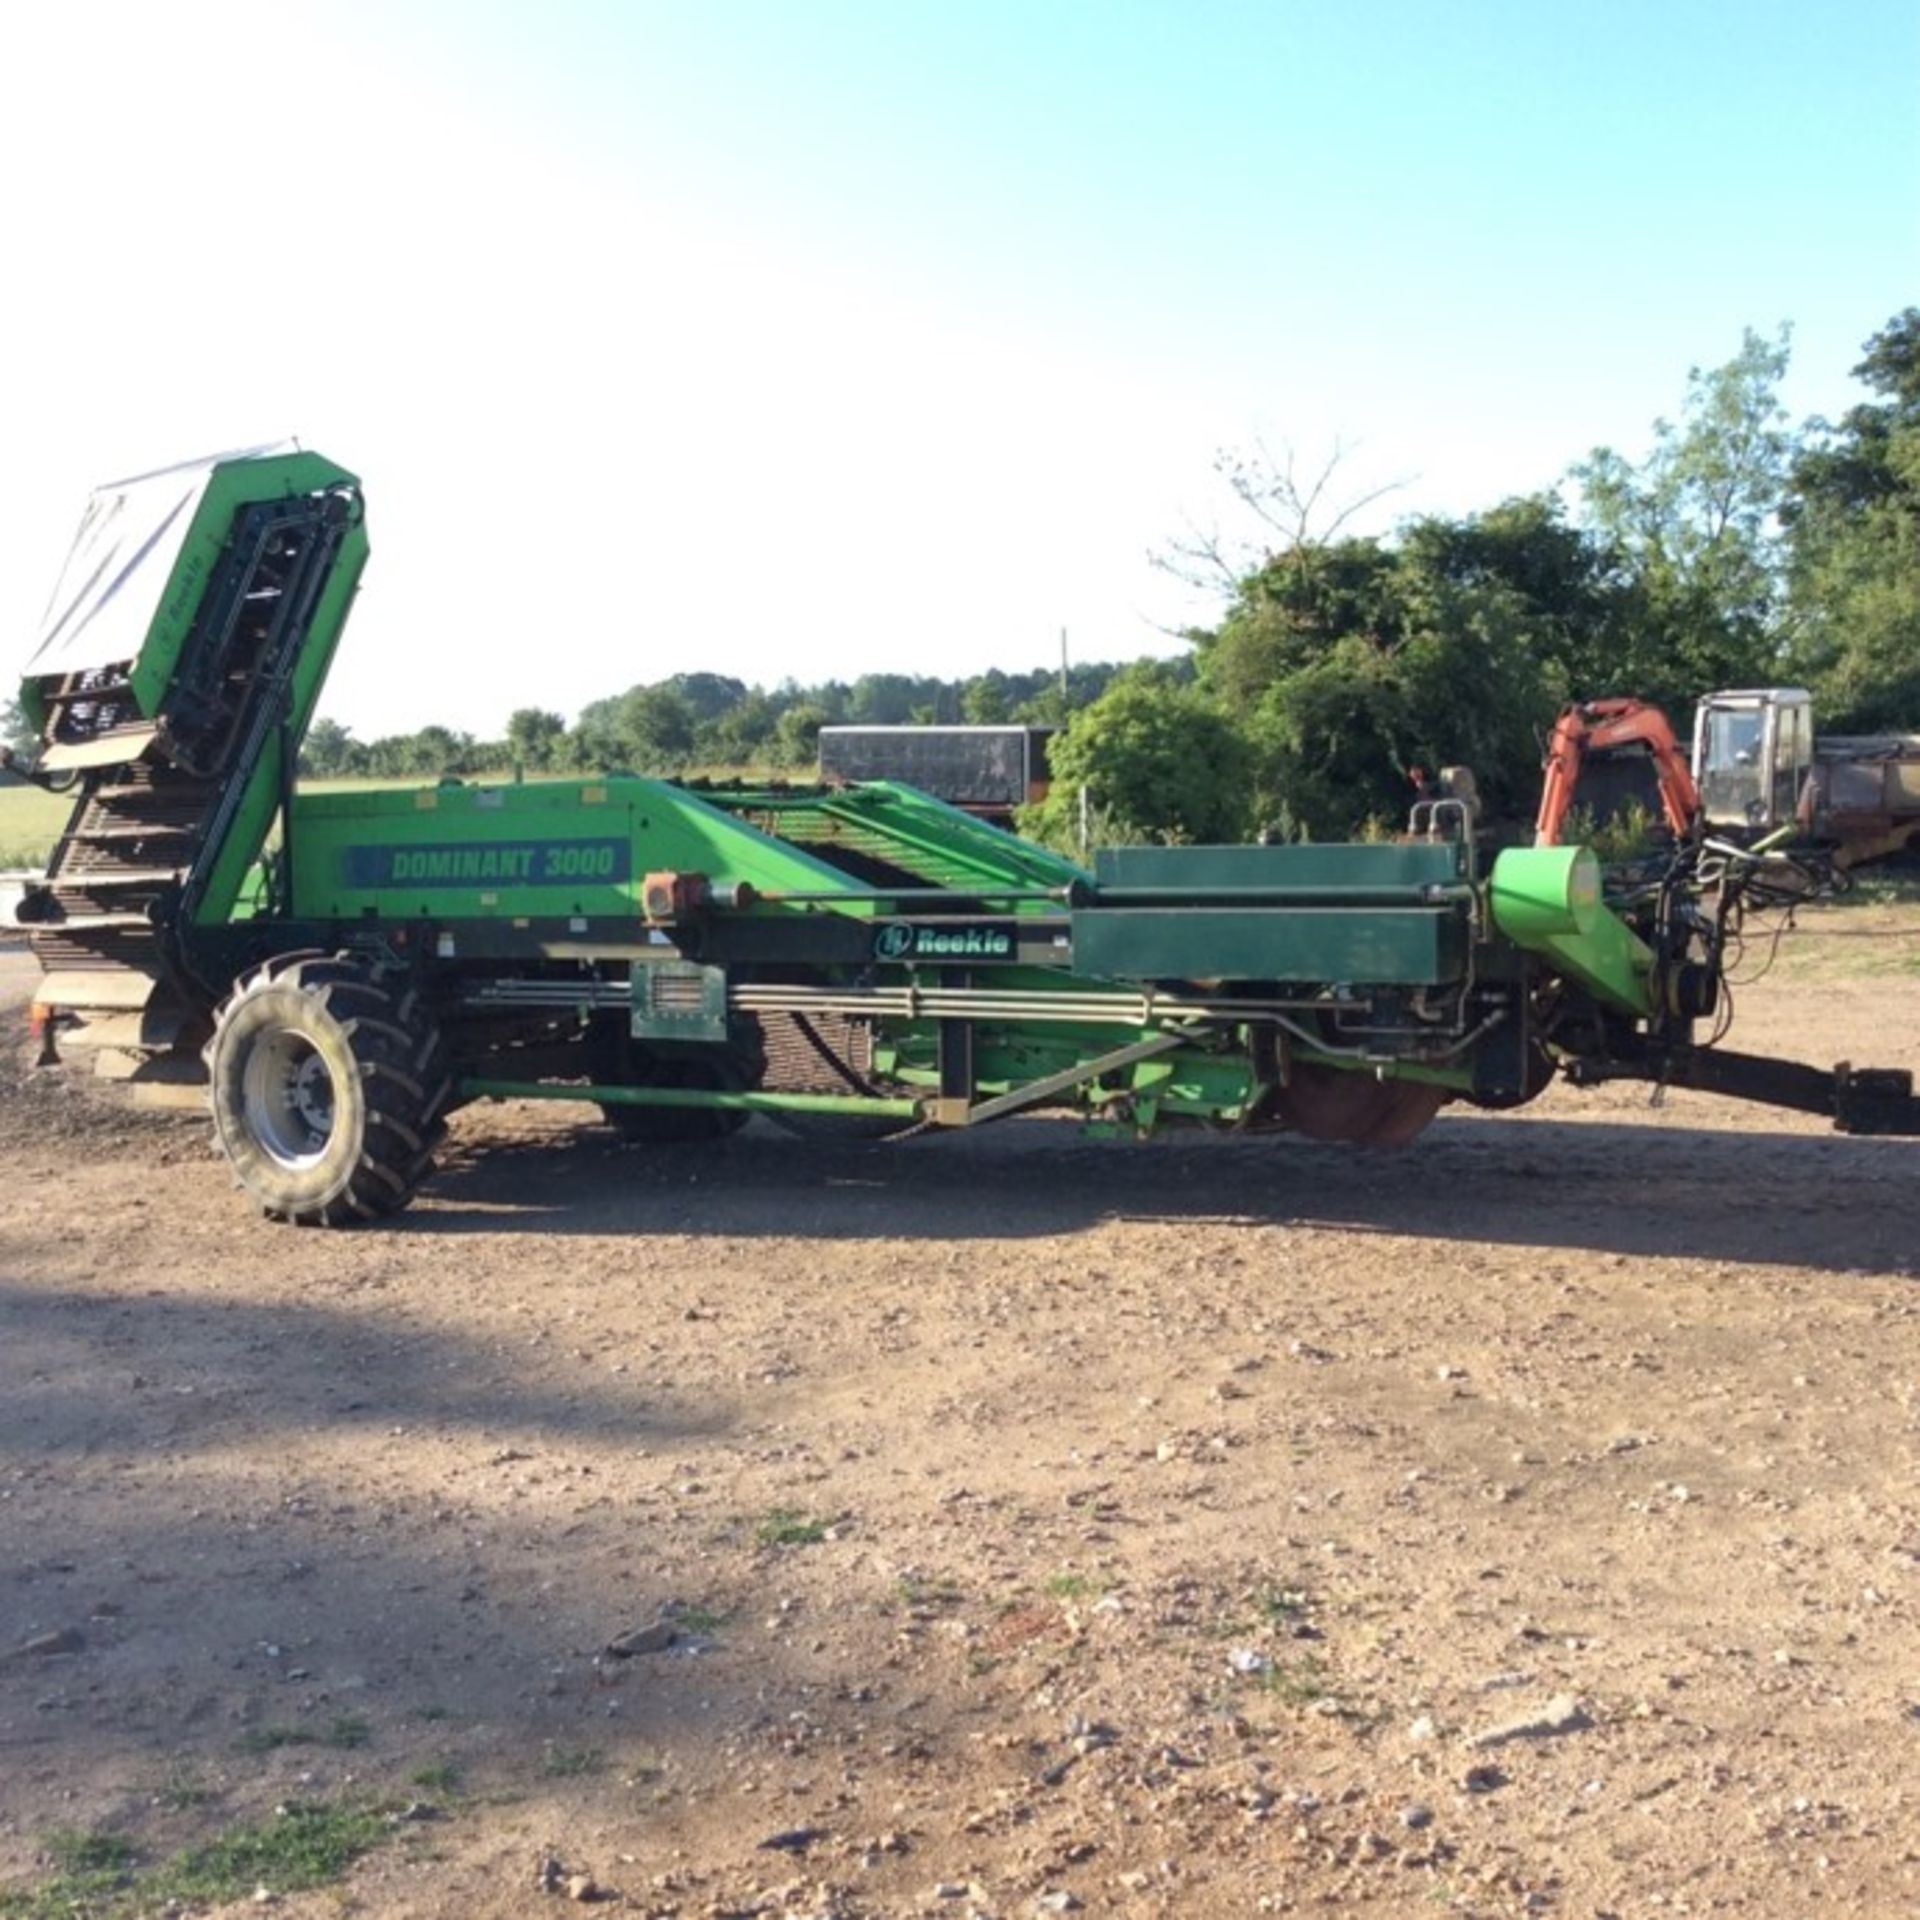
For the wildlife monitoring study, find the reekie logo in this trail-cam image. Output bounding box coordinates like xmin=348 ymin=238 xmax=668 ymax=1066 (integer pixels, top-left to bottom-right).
xmin=872 ymin=922 xmax=1016 ymax=962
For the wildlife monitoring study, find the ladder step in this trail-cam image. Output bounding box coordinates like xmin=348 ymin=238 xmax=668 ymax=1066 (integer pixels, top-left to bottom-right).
xmin=30 ymin=969 xmax=162 ymax=1011
xmin=53 ymin=866 xmax=183 ymax=889
xmin=70 ymin=822 xmax=199 ymax=843
xmin=67 ymin=1007 xmax=195 ymax=1053
xmin=39 ymin=725 xmax=163 ymax=773
xmin=42 ymin=911 xmax=154 ymax=932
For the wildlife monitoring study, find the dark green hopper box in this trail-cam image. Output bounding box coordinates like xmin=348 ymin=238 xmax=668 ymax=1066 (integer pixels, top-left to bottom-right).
xmin=1071 ymin=842 xmax=1472 ymax=985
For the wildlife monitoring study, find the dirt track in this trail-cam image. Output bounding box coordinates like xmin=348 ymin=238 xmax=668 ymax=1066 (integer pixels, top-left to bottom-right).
xmin=3 ymin=928 xmax=1919 ymax=1918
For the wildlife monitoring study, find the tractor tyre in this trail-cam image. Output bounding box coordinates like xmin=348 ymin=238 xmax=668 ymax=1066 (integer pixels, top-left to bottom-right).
xmin=1465 ymin=1042 xmax=1556 ymax=1112
xmin=590 ymin=1024 xmax=763 ymax=1145
xmin=206 ymin=953 xmax=451 ymax=1224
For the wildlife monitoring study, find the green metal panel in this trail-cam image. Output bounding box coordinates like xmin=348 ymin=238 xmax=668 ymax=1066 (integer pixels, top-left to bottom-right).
xmin=702 ymin=780 xmax=1090 ymax=902
xmin=1078 ymin=841 xmax=1475 ymax=986
xmin=128 ymin=452 xmax=365 ymax=717
xmin=1093 ymin=841 xmax=1469 ymax=895
xmin=631 ymin=962 xmax=730 ymax=1042
xmin=193 ymin=505 xmax=369 ymax=925
xmin=20 ymin=447 xmax=362 ymax=729
xmin=1071 ymin=904 xmax=1469 ymax=985
xmin=1488 ymin=846 xmax=1653 ymax=1016
xmin=21 ymin=447 xmax=371 ymax=930
xmin=286 ymin=775 xmax=875 ymax=922
xmin=461 ymin=1078 xmax=921 ymax=1120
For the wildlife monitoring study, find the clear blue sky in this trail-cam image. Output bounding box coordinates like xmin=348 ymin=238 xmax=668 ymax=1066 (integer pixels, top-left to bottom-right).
xmin=2 ymin=0 xmax=1914 ymax=734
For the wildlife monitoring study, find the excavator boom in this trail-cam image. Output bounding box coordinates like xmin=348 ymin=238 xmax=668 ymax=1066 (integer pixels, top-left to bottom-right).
xmin=1534 ymin=697 xmax=1701 ymax=847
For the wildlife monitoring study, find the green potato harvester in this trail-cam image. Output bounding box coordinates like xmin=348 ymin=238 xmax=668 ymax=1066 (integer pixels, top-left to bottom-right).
xmin=10 ymin=447 xmax=1916 ymax=1223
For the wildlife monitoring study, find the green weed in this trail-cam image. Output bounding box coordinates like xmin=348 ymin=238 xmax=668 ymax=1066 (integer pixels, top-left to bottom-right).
xmin=153 ymin=1769 xmax=213 ymax=1812
xmin=1 ymin=1802 xmax=399 ymax=1919
xmin=1044 ymin=1571 xmax=1107 ymax=1601
xmin=0 ymin=1830 xmax=135 ymax=1919
xmin=755 ymin=1508 xmax=828 ymax=1548
xmin=234 ymin=1713 xmax=370 ymax=1756
xmin=43 ymin=1833 xmax=133 ymax=1879
xmin=149 ymin=1801 xmax=392 ymax=1908
xmin=895 ymin=1575 xmax=965 ymax=1609
xmin=236 ymin=1727 xmax=312 ymax=1755
xmin=1260 ymin=1655 xmax=1330 ymax=1707
xmin=1259 ymin=1584 xmax=1309 ymax=1622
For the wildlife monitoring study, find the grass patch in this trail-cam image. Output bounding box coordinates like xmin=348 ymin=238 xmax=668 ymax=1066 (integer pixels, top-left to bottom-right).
xmin=44 ymin=1834 xmax=133 ymax=1878
xmin=672 ymin=1604 xmax=728 ymax=1635
xmin=150 ymin=1800 xmax=392 ymax=1908
xmin=1826 ymin=868 xmax=1920 ymax=909
xmin=0 ymin=783 xmax=72 ymax=869
xmin=153 ymin=1768 xmax=213 ymax=1812
xmin=1044 ymin=1571 xmax=1108 ymax=1601
xmin=895 ymin=1575 xmax=965 ymax=1609
xmin=1 ymin=1831 xmax=136 ymax=1918
xmin=539 ymin=1745 xmax=604 ymax=1779
xmin=755 ymin=1508 xmax=828 ymax=1549
xmin=1259 ymin=1584 xmax=1309 ymax=1622
xmin=1742 ymin=884 xmax=1920 ymax=985
xmin=234 ymin=1714 xmax=371 ymax=1755
xmin=2 ymin=1802 xmax=399 ymax=1919
xmin=1259 ymin=1655 xmax=1331 ymax=1707
xmin=236 ymin=1728 xmax=313 ymax=1755
xmin=409 ymin=1759 xmax=462 ymax=1793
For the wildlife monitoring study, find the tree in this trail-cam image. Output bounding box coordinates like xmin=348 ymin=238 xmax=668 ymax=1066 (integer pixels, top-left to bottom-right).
xmin=962 ymin=671 xmax=1013 ymax=723
xmin=1195 ymin=537 xmax=1403 ymax=710
xmin=417 ymin=726 xmax=473 ymax=774
xmin=1018 ymin=665 xmax=1252 ymax=851
xmin=1156 ymin=438 xmax=1407 ymax=596
xmin=695 ymin=689 xmax=779 ymax=769
xmin=1570 ymin=325 xmax=1797 ymax=701
xmin=1785 ymin=308 xmax=1920 ymax=730
xmin=506 ymin=707 xmax=567 ymax=771
xmin=1233 ymin=566 xmax=1564 ymax=841
xmin=2 ymin=695 xmax=36 ymax=761
xmin=656 ymin=672 xmax=748 ymax=721
xmin=1185 ymin=505 xmax=1582 ymax=838
xmin=615 ymin=686 xmax=697 ymax=770
xmin=364 ymin=725 xmax=474 ymax=776
xmin=773 ymin=701 xmax=829 ymax=769
xmin=562 ymin=696 xmax=625 ymax=770
xmin=299 ymin=717 xmax=360 ymax=777
xmin=1396 ymin=495 xmax=1644 ymax=700
xmin=848 ymin=674 xmax=922 ymax=725
xmin=1787 ymin=308 xmax=1920 ymax=520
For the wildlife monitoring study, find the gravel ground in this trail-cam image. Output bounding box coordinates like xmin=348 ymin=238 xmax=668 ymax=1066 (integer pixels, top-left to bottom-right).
xmin=2 ymin=915 xmax=1918 ymax=1919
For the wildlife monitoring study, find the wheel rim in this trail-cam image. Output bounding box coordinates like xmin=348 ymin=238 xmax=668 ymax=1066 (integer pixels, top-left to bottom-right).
xmin=241 ymin=1028 xmax=338 ymax=1168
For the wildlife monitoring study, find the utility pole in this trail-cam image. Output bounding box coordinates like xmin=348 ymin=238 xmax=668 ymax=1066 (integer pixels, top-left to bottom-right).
xmin=1059 ymin=626 xmax=1069 ymax=711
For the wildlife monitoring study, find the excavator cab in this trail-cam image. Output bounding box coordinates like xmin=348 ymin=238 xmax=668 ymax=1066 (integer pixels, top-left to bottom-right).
xmin=1692 ymin=688 xmax=1814 ymax=831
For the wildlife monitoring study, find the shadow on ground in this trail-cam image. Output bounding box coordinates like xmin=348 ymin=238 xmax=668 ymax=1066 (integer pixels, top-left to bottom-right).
xmin=405 ymin=1103 xmax=1916 ymax=1276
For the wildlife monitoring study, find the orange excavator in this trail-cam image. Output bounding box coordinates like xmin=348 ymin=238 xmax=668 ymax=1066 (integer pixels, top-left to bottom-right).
xmin=1534 ymin=697 xmax=1701 ymax=848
